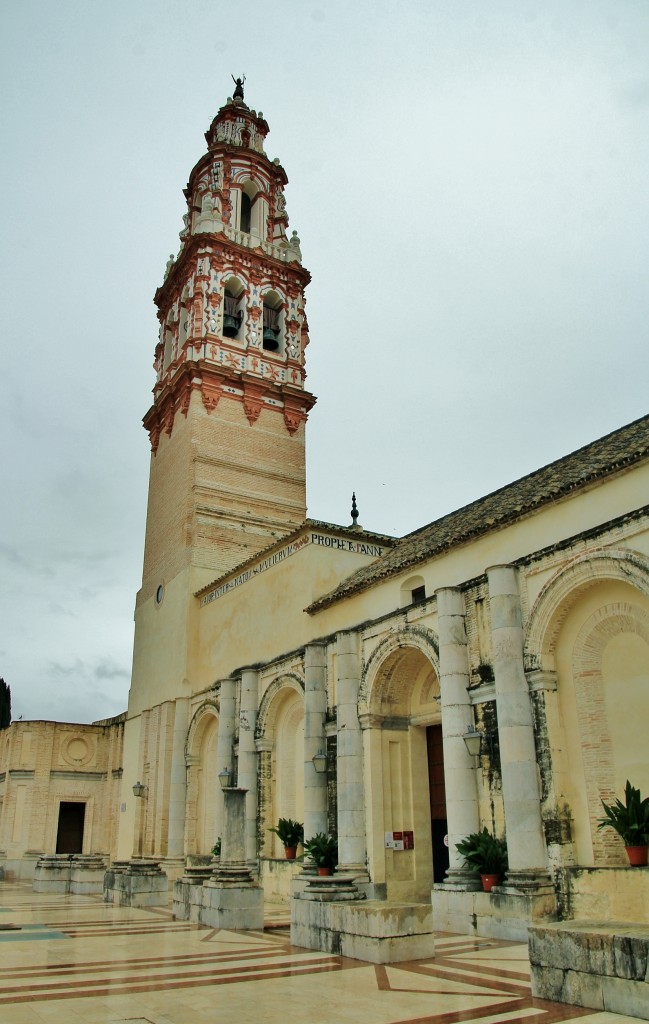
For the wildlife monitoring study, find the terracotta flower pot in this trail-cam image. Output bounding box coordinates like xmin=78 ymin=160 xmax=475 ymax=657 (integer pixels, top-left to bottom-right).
xmin=284 ymin=847 xmax=297 ymax=860
xmin=480 ymin=873 xmax=502 ymax=892
xmin=317 ymin=866 xmax=332 ymax=876
xmin=625 ymin=845 xmax=648 ymax=867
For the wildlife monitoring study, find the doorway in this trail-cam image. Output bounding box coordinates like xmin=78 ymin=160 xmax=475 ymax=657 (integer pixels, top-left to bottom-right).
xmin=55 ymin=801 xmax=86 ymax=854
xmin=426 ymin=725 xmax=449 ymax=883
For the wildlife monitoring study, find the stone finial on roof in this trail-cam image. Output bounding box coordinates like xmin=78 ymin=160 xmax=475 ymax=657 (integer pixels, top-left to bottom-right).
xmin=350 ymin=492 xmax=362 ymax=530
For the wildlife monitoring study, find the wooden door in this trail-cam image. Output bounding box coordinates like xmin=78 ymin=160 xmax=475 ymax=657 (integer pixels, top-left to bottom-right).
xmin=426 ymin=725 xmax=449 ymax=883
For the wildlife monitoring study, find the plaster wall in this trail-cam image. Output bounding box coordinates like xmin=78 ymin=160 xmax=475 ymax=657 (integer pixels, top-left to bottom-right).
xmin=308 ymin=466 xmax=649 ymax=636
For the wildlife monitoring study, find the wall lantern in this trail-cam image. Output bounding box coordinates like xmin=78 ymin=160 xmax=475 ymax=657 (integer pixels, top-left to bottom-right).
xmin=218 ymin=767 xmax=233 ymax=790
xmin=311 ymin=750 xmax=327 ymax=774
xmin=463 ymin=727 xmax=495 ymax=760
xmin=132 ymin=780 xmax=147 ymax=798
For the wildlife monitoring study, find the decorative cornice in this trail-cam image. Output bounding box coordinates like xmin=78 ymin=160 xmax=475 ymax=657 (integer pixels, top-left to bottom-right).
xmin=143 ymin=360 xmax=315 ymax=452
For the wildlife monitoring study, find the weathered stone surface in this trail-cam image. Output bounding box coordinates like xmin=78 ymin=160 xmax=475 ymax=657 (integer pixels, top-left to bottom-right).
xmin=291 ymin=897 xmax=435 ymax=964
xmin=529 ymin=921 xmax=649 ymax=1021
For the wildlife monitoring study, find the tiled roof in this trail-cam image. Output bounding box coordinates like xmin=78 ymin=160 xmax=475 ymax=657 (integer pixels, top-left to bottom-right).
xmin=307 ymin=413 xmax=649 ymax=613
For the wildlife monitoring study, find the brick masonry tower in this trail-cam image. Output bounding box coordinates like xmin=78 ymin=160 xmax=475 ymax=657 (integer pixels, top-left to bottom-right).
xmin=124 ymin=83 xmax=316 ymax=721
xmin=141 ymin=81 xmax=315 ymax=603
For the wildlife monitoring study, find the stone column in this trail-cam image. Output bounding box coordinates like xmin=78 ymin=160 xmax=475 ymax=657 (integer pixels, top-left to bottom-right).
xmin=167 ymin=697 xmax=190 ymax=860
xmin=436 ymin=587 xmax=482 ymax=889
xmin=215 ymin=678 xmax=237 ymax=842
xmin=304 ymin=642 xmax=328 ymax=842
xmin=487 ymin=565 xmax=552 ymax=891
xmin=238 ymin=668 xmax=259 ymax=864
xmin=336 ymin=630 xmax=368 ymax=878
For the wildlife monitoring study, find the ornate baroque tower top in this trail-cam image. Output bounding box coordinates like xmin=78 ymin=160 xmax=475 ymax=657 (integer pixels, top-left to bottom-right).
xmin=144 ymin=84 xmax=315 ymax=451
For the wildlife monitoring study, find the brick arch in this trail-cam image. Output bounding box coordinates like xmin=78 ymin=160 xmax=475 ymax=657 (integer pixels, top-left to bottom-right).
xmin=360 ymin=627 xmax=439 ymax=718
xmin=572 ymin=602 xmax=649 ymax=864
xmin=524 ymin=549 xmax=649 ymax=673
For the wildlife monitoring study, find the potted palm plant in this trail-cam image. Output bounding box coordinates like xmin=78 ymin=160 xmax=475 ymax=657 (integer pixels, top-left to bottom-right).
xmin=456 ymin=827 xmax=508 ymax=891
xmin=303 ymin=832 xmax=338 ymax=875
xmin=598 ymin=780 xmax=649 ymax=866
xmin=268 ymin=817 xmax=304 ymax=859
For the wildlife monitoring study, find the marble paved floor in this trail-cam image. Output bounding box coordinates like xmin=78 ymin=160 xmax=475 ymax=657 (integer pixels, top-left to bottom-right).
xmin=0 ymin=881 xmax=639 ymax=1024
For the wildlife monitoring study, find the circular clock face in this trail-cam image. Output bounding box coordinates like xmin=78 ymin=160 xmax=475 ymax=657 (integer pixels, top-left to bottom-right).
xmin=156 ymin=585 xmax=165 ymax=605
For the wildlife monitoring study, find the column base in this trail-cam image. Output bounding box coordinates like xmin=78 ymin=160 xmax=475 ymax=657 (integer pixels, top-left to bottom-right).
xmin=500 ymin=869 xmax=556 ymax=896
xmin=437 ymin=868 xmax=483 ymax=891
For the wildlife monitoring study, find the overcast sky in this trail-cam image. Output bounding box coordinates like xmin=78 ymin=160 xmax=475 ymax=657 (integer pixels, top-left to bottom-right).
xmin=1 ymin=1 xmax=648 ymax=723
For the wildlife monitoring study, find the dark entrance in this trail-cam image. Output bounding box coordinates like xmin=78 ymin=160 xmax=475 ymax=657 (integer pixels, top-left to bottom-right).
xmin=426 ymin=724 xmax=449 ymax=883
xmin=55 ymin=801 xmax=86 ymax=854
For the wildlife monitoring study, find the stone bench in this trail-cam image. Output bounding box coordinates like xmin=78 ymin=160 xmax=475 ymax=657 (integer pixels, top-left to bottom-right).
xmin=529 ymin=920 xmax=649 ymax=1021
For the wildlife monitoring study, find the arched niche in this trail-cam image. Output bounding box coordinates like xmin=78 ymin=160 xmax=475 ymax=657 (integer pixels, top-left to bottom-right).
xmin=257 ymin=675 xmax=305 ymax=857
xmin=185 ymin=702 xmax=219 ymax=855
xmin=526 ymin=552 xmax=649 ymax=866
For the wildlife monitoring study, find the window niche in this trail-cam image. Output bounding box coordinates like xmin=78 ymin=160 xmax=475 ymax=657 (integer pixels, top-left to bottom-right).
xmin=400 ymin=575 xmax=426 ymax=608
xmin=239 ymin=180 xmax=261 ymax=236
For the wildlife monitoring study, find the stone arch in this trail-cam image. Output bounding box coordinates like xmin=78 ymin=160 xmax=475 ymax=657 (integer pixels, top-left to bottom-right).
xmin=572 ymin=601 xmax=649 ymax=864
xmin=524 ymin=548 xmax=649 ymax=673
xmin=256 ymin=674 xmax=305 ymax=857
xmin=256 ymin=673 xmax=304 ymax=739
xmin=360 ymin=626 xmax=439 ymax=717
xmin=185 ymin=700 xmax=219 ymax=855
xmin=359 ymin=626 xmax=441 ymax=900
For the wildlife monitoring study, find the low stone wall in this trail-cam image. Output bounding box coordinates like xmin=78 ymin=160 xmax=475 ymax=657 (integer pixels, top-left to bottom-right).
xmin=529 ymin=921 xmax=649 ymax=1021
xmin=555 ymin=866 xmax=649 ymax=923
xmin=432 ymin=885 xmax=557 ymax=941
xmin=260 ymin=857 xmax=302 ymax=900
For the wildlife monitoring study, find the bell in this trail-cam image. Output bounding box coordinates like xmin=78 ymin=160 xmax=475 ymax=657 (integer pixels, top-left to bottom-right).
xmin=263 ymin=328 xmax=279 ymax=350
xmin=223 ymin=313 xmax=240 ymax=337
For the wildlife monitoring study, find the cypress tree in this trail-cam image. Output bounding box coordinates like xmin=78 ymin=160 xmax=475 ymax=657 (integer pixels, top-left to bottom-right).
xmin=0 ymin=678 xmax=11 ymax=729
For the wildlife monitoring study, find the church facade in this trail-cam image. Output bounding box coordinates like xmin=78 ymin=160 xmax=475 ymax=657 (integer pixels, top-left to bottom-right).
xmin=1 ymin=86 xmax=648 ymax=945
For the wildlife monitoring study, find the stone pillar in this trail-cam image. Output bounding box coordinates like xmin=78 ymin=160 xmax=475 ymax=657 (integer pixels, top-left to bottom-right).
xmin=336 ymin=630 xmax=368 ymax=878
xmin=436 ymin=587 xmax=482 ymax=889
xmin=238 ymin=668 xmax=259 ymax=864
xmin=167 ymin=697 xmax=189 ymax=861
xmin=304 ymin=642 xmax=328 ymax=842
xmin=487 ymin=565 xmax=552 ymax=891
xmin=215 ymin=677 xmax=237 ymax=844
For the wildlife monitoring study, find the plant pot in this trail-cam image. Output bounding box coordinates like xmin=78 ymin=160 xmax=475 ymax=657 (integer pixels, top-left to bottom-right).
xmin=625 ymin=845 xmax=648 ymax=867
xmin=317 ymin=866 xmax=332 ymax=876
xmin=480 ymin=873 xmax=502 ymax=892
xmin=284 ymin=847 xmax=297 ymax=860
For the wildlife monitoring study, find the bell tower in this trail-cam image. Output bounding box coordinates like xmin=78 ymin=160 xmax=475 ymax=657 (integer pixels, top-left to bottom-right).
xmin=140 ymin=82 xmax=315 ymax=604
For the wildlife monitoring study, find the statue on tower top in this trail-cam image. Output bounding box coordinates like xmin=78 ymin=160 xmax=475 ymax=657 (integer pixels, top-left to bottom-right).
xmin=231 ymin=74 xmax=245 ymax=101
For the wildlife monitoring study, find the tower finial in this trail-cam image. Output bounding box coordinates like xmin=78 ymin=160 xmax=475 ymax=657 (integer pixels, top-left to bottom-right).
xmin=231 ymin=74 xmax=245 ymax=101
xmin=350 ymin=492 xmax=361 ymax=529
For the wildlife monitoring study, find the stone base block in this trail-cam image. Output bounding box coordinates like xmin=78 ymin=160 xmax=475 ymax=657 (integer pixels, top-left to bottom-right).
xmin=432 ymin=883 xmax=557 ymax=940
xmin=1 ymin=853 xmax=40 ymax=881
xmin=173 ymin=869 xmax=213 ymax=922
xmin=34 ymin=855 xmax=107 ymax=895
xmin=291 ymin=898 xmax=435 ymax=963
xmin=199 ymin=881 xmax=264 ymax=930
xmin=103 ymin=860 xmax=168 ymax=907
xmin=529 ymin=921 xmax=649 ymax=1021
